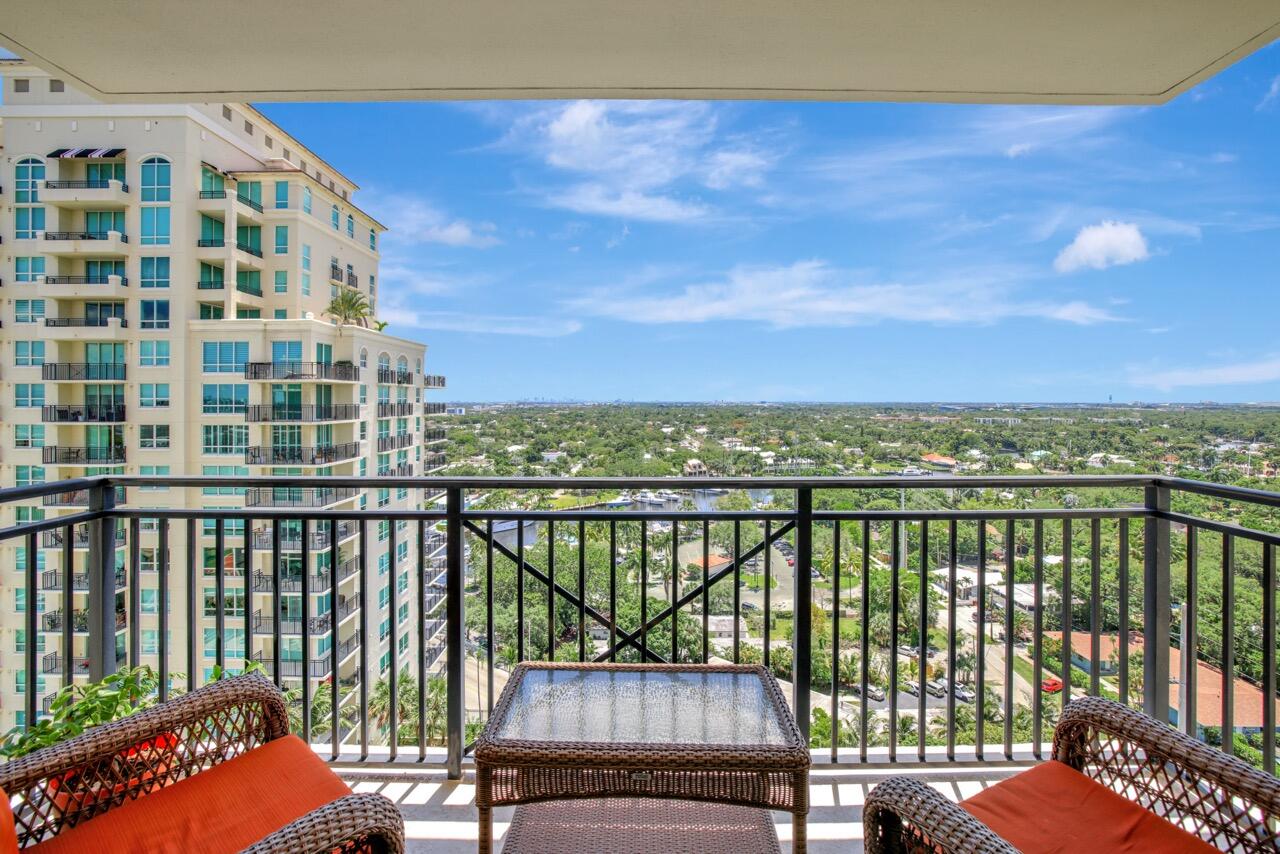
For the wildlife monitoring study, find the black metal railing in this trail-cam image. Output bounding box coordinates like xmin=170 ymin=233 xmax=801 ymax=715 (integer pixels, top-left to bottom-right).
xmin=42 ymin=445 xmax=126 ymax=465
xmin=42 ymin=404 xmax=126 ymax=423
xmin=423 ymin=402 xmax=447 ymax=415
xmin=423 ymin=375 xmax=446 ymax=389
xmin=245 ymin=442 xmax=362 ymax=466
xmin=197 ymin=238 xmax=225 ymax=248
xmin=377 ymin=463 xmax=415 ymax=478
xmin=236 ymin=194 xmax=264 ymax=213
xmin=43 ymin=275 xmax=126 ymax=286
xmin=46 ymin=317 xmax=127 ymax=328
xmin=41 ymin=527 xmax=125 ymax=549
xmin=377 ymin=369 xmax=414 ymax=386
xmin=45 ymin=180 xmax=128 ymax=192
xmin=250 ymin=520 xmax=359 ymax=551
xmin=244 ymin=404 xmax=362 ymax=422
xmin=377 ymin=402 xmax=415 ymax=418
xmin=236 ymin=242 xmax=263 ymax=258
xmin=377 ymin=433 xmax=413 ymax=452
xmin=41 ymin=653 xmax=90 ymax=675
xmin=244 ymin=362 xmax=360 ymax=382
xmin=236 ymin=281 xmax=263 ymax=297
xmin=346 ymin=272 xmax=358 ymax=287
xmin=197 ymin=279 xmax=225 ymax=290
xmin=422 ymin=428 xmax=447 ymax=443
xmin=423 ymin=453 xmax=447 ymax=470
xmin=44 ymin=231 xmax=126 ymax=242
xmin=199 ymin=190 xmax=227 ymax=199
xmin=3 ymin=473 xmax=1279 ymax=785
xmin=42 ymin=363 xmax=127 ymax=382
xmin=330 ymin=264 xmax=344 ymax=282
xmin=244 ymin=487 xmax=360 ymax=508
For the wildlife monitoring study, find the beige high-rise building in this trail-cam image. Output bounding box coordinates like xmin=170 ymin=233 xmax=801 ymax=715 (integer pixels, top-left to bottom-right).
xmin=0 ymin=61 xmax=448 ymax=734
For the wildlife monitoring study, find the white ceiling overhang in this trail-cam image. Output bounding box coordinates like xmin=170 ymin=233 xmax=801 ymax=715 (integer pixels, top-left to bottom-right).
xmin=2 ymin=1 xmax=1278 ymax=104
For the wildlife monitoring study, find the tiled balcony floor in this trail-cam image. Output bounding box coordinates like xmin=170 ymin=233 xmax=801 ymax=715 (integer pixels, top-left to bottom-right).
xmin=337 ymin=763 xmax=1029 ymax=852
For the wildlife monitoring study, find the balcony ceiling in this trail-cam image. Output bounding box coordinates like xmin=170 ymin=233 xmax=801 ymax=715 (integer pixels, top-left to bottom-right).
xmin=3 ymin=2 xmax=1278 ymax=105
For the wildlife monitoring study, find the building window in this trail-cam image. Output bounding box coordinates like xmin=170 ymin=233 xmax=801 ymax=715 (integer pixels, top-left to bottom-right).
xmin=140 ymin=425 xmax=170 ymax=449
xmin=202 ymin=341 xmax=248 ymax=373
xmin=274 ymin=181 xmax=289 ymax=209
xmin=15 ymin=425 xmax=45 ymax=448
xmin=202 ymin=383 xmax=248 ymax=414
xmin=302 ymin=186 xmax=312 ymax=214
xmin=15 ymin=257 xmax=45 ymax=283
xmin=15 ymin=466 xmax=45 ymax=486
xmin=140 ymin=206 xmax=171 ymax=245
xmin=140 ymin=340 xmax=171 ymax=367
xmin=140 ymin=157 xmax=171 ymax=202
xmin=199 ymin=304 xmax=224 ymax=320
xmin=15 ymin=206 xmax=45 ymax=239
xmin=346 ymin=214 xmax=354 ymax=238
xmin=360 ymin=348 xmax=368 ymax=368
xmin=13 ymin=78 xmax=29 ymax=93
xmin=331 ymin=204 xmax=340 ymax=230
xmin=15 ymin=300 xmax=45 ymax=323
xmin=274 ymin=225 xmax=288 ymax=254
xmin=274 ymin=270 xmax=288 ymax=293
xmin=202 ymin=424 xmax=248 ymax=455
xmin=222 ymin=105 xmax=232 ymax=120
xmin=244 ymin=120 xmax=253 ymax=135
xmin=138 ymin=465 xmax=170 ymax=489
xmin=369 ymin=228 xmax=377 ymax=251
xmin=140 ymin=383 xmax=170 ymax=408
xmin=274 ymin=309 xmax=287 ymax=319
xmin=15 ymin=384 xmax=45 ymax=408
xmin=140 ymin=256 xmax=170 ymax=288
xmin=141 ymin=300 xmax=170 ymax=329
xmin=15 ymin=341 xmax=45 ymax=366
xmin=49 ymin=79 xmax=64 ymax=93
xmin=15 ymin=157 xmax=43 ymax=203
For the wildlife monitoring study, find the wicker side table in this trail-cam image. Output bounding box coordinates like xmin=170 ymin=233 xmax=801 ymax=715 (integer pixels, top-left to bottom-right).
xmin=474 ymin=662 xmax=811 ymax=853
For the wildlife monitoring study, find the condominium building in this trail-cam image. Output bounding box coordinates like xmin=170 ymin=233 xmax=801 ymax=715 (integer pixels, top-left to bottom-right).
xmin=0 ymin=61 xmax=448 ymax=734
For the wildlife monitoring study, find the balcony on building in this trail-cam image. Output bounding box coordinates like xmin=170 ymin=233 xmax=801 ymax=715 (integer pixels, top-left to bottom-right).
xmin=422 ymin=374 xmax=446 ymax=389
xmin=377 ymin=367 xmax=414 ymax=385
xmin=42 ymin=230 xmax=129 ymax=256
xmin=41 ymin=362 xmax=127 ymax=382
xmin=40 ymin=653 xmax=90 ymax=676
xmin=249 ymin=520 xmax=359 ymax=552
xmin=376 ymin=432 xmax=413 ymax=452
xmin=42 ymin=404 xmax=127 ymax=423
xmin=244 ymin=361 xmax=361 ymax=383
xmin=243 ymin=403 xmax=362 ymax=423
xmin=330 ymin=264 xmax=344 ymax=283
xmin=376 ymin=401 xmax=415 ymax=418
xmin=42 ymin=445 xmax=127 ymax=466
xmin=243 ymin=486 xmax=360 ymax=508
xmin=422 ymin=427 xmax=447 ymax=444
xmin=41 ymin=179 xmax=129 ymax=208
xmin=244 ymin=442 xmax=362 ymax=467
xmin=39 ymin=273 xmax=129 ymax=298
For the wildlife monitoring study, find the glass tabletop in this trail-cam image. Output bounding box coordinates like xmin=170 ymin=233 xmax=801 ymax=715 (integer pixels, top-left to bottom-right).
xmin=493 ymin=667 xmax=792 ymax=746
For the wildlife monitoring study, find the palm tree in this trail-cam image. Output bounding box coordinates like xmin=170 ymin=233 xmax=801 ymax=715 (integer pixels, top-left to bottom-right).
xmin=369 ymin=670 xmax=420 ymax=745
xmin=325 ymin=289 xmax=372 ymax=329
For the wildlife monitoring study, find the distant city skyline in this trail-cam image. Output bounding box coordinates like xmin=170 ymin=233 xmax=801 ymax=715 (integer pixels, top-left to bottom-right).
xmin=253 ymin=44 xmax=1280 ymax=403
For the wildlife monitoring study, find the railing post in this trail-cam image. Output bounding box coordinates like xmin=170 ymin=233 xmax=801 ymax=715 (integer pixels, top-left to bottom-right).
xmin=1143 ymin=484 xmax=1171 ymax=724
xmin=445 ymin=486 xmax=465 ymax=779
xmin=793 ymin=487 xmax=812 ymax=742
xmin=87 ymin=482 xmax=118 ymax=682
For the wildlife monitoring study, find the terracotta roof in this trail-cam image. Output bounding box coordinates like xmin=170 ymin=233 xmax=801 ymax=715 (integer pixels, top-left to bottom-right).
xmin=1046 ymin=631 xmax=1280 ymax=729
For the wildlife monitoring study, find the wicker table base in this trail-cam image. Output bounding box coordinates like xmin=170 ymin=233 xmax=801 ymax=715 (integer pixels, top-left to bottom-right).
xmin=502 ymin=797 xmax=782 ymax=854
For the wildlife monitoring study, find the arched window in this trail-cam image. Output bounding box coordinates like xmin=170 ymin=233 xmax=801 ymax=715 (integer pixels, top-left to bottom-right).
xmin=359 ymin=348 xmax=368 ymax=368
xmin=331 ymin=204 xmax=340 ymax=230
xmin=378 ymin=353 xmax=390 ymax=370
xmin=396 ymin=356 xmax=408 ymax=371
xmin=15 ymin=158 xmax=44 ymax=203
xmin=140 ymin=157 xmax=171 ymax=202
xmin=346 ymin=214 xmax=354 ymax=238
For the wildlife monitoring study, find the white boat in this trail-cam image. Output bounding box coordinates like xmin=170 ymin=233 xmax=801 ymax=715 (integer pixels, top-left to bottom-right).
xmin=656 ymin=490 xmax=681 ymax=502
xmin=604 ymin=497 xmax=630 ymax=508
xmin=901 ymin=466 xmax=928 ymax=476
xmin=632 ymin=491 xmax=665 ymax=505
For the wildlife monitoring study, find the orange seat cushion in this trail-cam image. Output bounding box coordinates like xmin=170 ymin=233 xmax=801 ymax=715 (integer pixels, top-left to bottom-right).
xmin=0 ymin=788 xmax=18 ymax=854
xmin=960 ymin=760 xmax=1217 ymax=854
xmin=30 ymin=735 xmax=351 ymax=854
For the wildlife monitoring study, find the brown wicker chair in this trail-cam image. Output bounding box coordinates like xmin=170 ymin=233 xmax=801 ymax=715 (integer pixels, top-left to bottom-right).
xmin=864 ymin=696 xmax=1280 ymax=853
xmin=0 ymin=673 xmax=404 ymax=853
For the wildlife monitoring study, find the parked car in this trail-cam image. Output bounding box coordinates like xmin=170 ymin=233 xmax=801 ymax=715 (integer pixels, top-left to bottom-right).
xmin=925 ymin=679 xmax=947 ymax=698
xmin=742 ymin=601 xmax=759 ymax=612
xmin=901 ymin=680 xmax=920 ymax=697
xmin=953 ymin=684 xmax=976 ymax=703
xmin=850 ymin=683 xmax=886 ymax=702
xmin=896 ymin=644 xmax=919 ymax=657
xmin=1041 ymin=676 xmax=1064 ymax=694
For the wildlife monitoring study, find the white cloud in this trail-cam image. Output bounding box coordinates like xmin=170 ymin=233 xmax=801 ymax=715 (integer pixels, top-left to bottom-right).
xmin=570 ymin=260 xmax=1119 ymax=329
xmin=1257 ymin=76 xmax=1280 ymax=111
xmin=1130 ymin=356 xmax=1280 ymax=390
xmin=1005 ymin=142 xmax=1034 ymax=158
xmin=368 ymin=193 xmax=499 ymax=248
xmin=501 ymin=100 xmax=779 ymax=222
xmin=1053 ymin=221 xmax=1149 ymax=273
xmin=381 ymin=307 xmax=582 ymax=337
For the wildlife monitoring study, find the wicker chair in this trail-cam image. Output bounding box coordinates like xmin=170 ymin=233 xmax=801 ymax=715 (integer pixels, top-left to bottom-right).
xmin=0 ymin=674 xmax=404 ymax=853
xmin=864 ymin=696 xmax=1280 ymax=853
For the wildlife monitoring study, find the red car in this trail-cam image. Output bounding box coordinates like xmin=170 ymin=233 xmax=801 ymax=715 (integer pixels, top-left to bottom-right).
xmin=1041 ymin=676 xmax=1063 ymax=694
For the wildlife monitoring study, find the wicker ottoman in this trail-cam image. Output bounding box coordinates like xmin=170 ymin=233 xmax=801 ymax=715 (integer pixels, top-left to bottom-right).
xmin=502 ymin=797 xmax=782 ymax=854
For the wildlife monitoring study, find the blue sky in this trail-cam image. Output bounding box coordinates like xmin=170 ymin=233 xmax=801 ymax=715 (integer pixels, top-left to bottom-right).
xmin=258 ymin=44 xmax=1280 ymax=403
